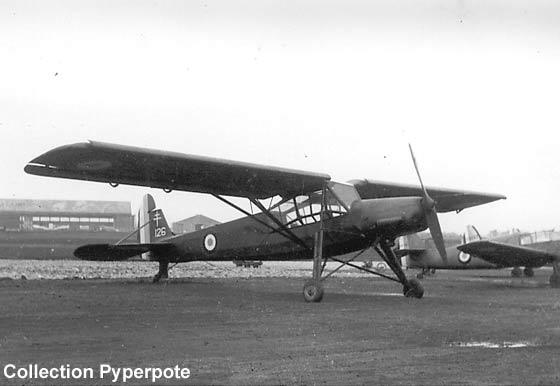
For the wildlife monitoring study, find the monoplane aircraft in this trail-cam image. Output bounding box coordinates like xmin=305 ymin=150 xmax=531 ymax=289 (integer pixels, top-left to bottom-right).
xmin=399 ymin=225 xmax=560 ymax=286
xmin=25 ymin=141 xmax=505 ymax=301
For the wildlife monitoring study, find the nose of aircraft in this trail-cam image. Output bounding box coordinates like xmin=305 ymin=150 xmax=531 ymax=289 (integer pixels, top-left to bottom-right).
xmin=349 ymin=197 xmax=427 ymax=236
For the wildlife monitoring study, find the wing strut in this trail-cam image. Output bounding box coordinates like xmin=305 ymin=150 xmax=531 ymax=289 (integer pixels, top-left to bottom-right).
xmin=303 ymin=181 xmax=328 ymax=302
xmin=114 ymin=216 xmax=151 ymax=245
xmin=249 ymin=198 xmax=311 ymax=251
xmin=212 ymin=194 xmax=311 ymax=252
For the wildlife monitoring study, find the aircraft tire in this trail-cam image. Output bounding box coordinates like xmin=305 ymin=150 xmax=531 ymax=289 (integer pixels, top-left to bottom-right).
xmin=403 ymin=278 xmax=424 ymax=299
xmin=511 ymin=267 xmax=522 ymax=278
xmin=523 ymin=267 xmax=534 ymax=277
xmin=303 ymin=280 xmax=324 ymax=302
xmin=549 ymin=274 xmax=560 ymax=288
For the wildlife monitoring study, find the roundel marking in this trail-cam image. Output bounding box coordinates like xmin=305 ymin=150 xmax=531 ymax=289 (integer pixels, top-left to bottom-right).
xmin=458 ymin=251 xmax=471 ymax=264
xmin=204 ymin=233 xmax=217 ymax=252
xmin=76 ymin=160 xmax=112 ymax=171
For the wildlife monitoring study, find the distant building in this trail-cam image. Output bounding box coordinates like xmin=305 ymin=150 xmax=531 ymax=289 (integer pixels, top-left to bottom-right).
xmin=0 ymin=198 xmax=133 ymax=259
xmin=172 ymin=215 xmax=220 ymax=234
xmin=0 ymin=198 xmax=133 ymax=232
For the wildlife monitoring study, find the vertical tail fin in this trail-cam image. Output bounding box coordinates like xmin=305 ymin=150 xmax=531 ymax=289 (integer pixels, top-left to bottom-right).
xmin=138 ymin=194 xmax=173 ymax=260
xmin=465 ymin=225 xmax=482 ymax=243
xmin=149 ymin=209 xmax=173 ymax=241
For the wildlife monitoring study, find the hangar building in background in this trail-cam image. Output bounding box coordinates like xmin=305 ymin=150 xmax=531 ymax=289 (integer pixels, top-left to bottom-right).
xmin=0 ymin=198 xmax=133 ymax=259
xmin=172 ymin=214 xmax=220 ymax=234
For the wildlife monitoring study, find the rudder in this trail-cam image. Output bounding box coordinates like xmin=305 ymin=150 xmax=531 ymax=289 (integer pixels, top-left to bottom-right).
xmin=138 ymin=194 xmax=174 ymax=260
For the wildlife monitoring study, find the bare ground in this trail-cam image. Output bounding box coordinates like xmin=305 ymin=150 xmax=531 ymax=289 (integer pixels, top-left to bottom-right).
xmin=0 ymin=264 xmax=559 ymax=385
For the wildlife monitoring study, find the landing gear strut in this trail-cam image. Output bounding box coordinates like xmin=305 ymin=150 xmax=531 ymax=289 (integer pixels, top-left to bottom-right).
xmin=153 ymin=260 xmax=169 ymax=283
xmin=377 ymin=239 xmax=423 ymax=299
xmin=303 ymin=229 xmax=326 ymax=302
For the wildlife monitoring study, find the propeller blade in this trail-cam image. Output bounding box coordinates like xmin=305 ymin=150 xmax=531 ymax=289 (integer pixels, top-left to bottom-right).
xmin=409 ymin=143 xmax=426 ymax=194
xmin=426 ymin=209 xmax=448 ymax=263
xmin=408 ymin=143 xmax=448 ymax=263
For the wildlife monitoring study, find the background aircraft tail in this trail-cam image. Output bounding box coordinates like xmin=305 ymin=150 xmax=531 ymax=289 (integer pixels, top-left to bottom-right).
xmin=465 ymin=225 xmax=482 ymax=243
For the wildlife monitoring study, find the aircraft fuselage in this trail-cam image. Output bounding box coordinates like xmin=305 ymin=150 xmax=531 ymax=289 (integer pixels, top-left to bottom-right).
xmin=160 ymin=197 xmax=429 ymax=263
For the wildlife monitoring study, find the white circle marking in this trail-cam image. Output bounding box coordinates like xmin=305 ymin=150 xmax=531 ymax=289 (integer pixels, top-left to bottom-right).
xmin=204 ymin=233 xmax=217 ymax=252
xmin=458 ymin=251 xmax=471 ymax=264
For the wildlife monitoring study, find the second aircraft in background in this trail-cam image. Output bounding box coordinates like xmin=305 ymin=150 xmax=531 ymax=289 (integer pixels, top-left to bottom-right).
xmin=398 ymin=225 xmax=560 ymax=286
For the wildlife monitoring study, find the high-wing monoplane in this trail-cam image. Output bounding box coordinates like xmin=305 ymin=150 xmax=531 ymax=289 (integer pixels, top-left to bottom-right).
xmin=25 ymin=141 xmax=505 ymax=301
xmin=399 ymin=225 xmax=560 ymax=286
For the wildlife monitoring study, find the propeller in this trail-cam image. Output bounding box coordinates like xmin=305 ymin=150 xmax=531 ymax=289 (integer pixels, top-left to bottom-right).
xmin=408 ymin=144 xmax=448 ymax=263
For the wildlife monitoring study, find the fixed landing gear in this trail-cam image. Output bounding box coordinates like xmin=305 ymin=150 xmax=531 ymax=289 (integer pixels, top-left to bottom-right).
xmin=377 ymin=239 xmax=424 ymax=299
xmin=403 ymin=278 xmax=424 ymax=298
xmin=304 ymin=229 xmax=326 ymax=303
xmin=511 ymin=266 xmax=522 ymax=278
xmin=153 ymin=260 xmax=169 ymax=283
xmin=303 ymin=280 xmax=324 ymax=302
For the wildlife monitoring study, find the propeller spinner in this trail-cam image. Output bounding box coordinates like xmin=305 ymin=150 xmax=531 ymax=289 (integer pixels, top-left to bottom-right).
xmin=408 ymin=144 xmax=448 ymax=263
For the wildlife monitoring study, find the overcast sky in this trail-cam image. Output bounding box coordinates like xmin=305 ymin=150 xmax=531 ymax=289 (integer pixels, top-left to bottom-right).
xmin=1 ymin=0 xmax=559 ymax=234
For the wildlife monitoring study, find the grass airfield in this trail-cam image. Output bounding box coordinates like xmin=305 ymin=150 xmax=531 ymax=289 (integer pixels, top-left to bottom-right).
xmin=1 ymin=260 xmax=560 ymax=385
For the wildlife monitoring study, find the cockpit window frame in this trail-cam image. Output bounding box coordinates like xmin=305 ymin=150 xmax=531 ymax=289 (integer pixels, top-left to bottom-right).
xmin=272 ymin=181 xmax=360 ymax=229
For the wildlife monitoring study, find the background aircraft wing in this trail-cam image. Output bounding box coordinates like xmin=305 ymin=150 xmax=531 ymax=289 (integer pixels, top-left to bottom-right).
xmin=457 ymin=240 xmax=557 ymax=267
xmin=349 ymin=179 xmax=505 ymax=212
xmin=394 ymin=248 xmax=425 ymax=259
xmin=74 ymin=242 xmax=176 ymax=261
xmin=25 ymin=141 xmax=331 ymax=199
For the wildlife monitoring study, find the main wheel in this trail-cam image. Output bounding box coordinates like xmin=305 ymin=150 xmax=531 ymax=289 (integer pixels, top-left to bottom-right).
xmin=403 ymin=278 xmax=424 ymax=298
xmin=303 ymin=280 xmax=324 ymax=302
xmin=511 ymin=267 xmax=522 ymax=278
xmin=550 ymin=274 xmax=560 ymax=288
xmin=523 ymin=267 xmax=534 ymax=277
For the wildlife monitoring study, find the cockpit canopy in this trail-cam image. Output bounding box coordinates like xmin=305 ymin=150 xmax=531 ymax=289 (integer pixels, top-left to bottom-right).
xmin=274 ymin=181 xmax=360 ymax=228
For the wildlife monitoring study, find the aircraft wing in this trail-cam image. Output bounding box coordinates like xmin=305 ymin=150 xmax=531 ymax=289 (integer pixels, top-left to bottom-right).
xmin=349 ymin=179 xmax=506 ymax=213
xmin=25 ymin=141 xmax=331 ymax=199
xmin=457 ymin=240 xmax=557 ymax=267
xmin=74 ymin=242 xmax=176 ymax=261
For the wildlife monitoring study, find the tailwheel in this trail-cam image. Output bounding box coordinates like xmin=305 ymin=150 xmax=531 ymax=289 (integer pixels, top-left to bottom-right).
xmin=153 ymin=260 xmax=169 ymax=283
xmin=303 ymin=280 xmax=324 ymax=302
xmin=549 ymin=274 xmax=560 ymax=288
xmin=511 ymin=266 xmax=522 ymax=278
xmin=523 ymin=267 xmax=534 ymax=277
xmin=403 ymin=278 xmax=424 ymax=298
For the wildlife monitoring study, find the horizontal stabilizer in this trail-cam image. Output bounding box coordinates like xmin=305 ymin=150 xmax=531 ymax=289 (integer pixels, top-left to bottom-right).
xmin=457 ymin=240 xmax=557 ymax=267
xmin=74 ymin=243 xmax=175 ymax=261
